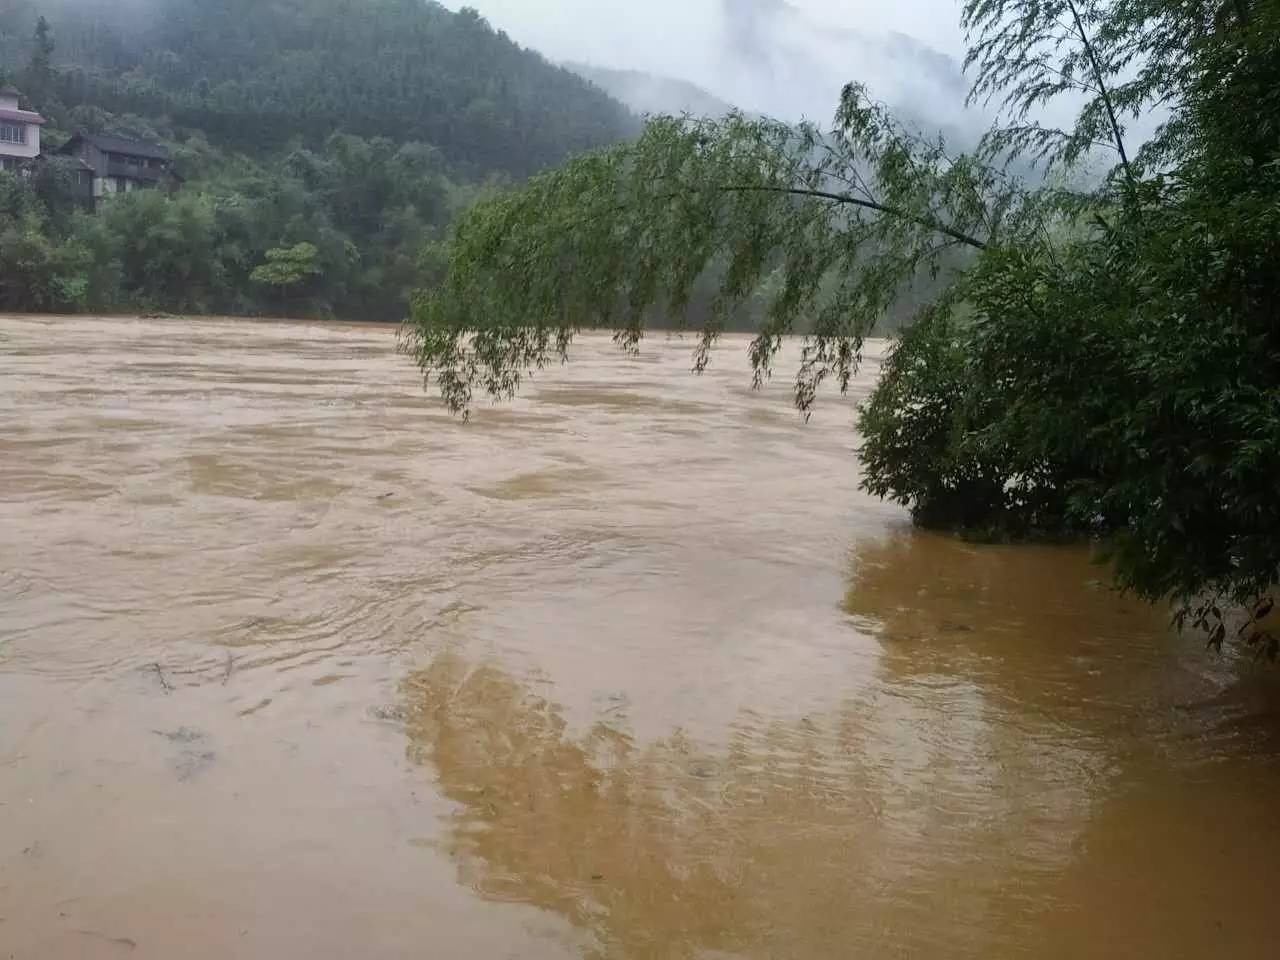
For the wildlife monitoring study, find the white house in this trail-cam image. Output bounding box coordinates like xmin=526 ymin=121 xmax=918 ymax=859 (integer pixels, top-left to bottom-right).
xmin=0 ymin=86 xmax=45 ymax=172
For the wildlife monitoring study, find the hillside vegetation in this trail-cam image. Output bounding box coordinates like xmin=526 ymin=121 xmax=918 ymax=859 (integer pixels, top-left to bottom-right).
xmin=0 ymin=0 xmax=638 ymax=319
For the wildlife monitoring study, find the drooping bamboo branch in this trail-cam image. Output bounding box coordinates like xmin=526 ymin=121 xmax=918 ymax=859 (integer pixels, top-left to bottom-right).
xmin=714 ymin=185 xmax=989 ymax=249
xmin=1064 ymin=0 xmax=1136 ymax=189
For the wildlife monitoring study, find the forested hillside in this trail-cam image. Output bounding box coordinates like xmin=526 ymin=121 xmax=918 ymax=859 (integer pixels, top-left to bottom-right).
xmin=0 ymin=0 xmax=638 ymax=319
xmin=1 ymin=0 xmax=637 ymax=175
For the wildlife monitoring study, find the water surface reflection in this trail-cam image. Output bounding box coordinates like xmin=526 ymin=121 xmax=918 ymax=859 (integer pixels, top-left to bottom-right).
xmin=405 ymin=533 xmax=1280 ymax=959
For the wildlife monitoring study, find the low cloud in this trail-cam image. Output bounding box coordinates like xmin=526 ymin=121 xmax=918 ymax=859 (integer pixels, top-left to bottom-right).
xmin=447 ymin=0 xmax=978 ymax=131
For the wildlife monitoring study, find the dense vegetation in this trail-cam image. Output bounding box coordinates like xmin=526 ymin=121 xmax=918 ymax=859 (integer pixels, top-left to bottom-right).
xmin=405 ymin=0 xmax=1280 ymax=648
xmin=0 ymin=0 xmax=637 ymax=319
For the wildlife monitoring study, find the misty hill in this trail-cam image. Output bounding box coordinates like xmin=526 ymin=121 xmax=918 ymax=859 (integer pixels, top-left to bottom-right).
xmin=0 ymin=0 xmax=638 ymax=177
xmin=567 ymin=62 xmax=736 ymax=119
xmin=714 ymin=0 xmax=971 ymax=127
xmin=546 ymin=0 xmax=971 ymax=143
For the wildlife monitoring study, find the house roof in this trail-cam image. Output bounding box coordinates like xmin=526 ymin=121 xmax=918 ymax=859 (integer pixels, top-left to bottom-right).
xmin=25 ymin=154 xmax=92 ymax=170
xmin=62 ymin=133 xmax=171 ymax=160
xmin=0 ymin=107 xmax=47 ymax=126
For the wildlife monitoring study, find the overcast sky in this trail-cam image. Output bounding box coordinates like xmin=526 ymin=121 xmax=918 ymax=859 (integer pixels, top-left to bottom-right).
xmin=442 ymin=0 xmax=973 ymax=123
xmin=446 ymin=0 xmax=967 ymax=59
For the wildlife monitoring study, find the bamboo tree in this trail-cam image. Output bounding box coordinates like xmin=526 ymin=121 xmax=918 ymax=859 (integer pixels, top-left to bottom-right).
xmin=404 ymin=0 xmax=1280 ymax=648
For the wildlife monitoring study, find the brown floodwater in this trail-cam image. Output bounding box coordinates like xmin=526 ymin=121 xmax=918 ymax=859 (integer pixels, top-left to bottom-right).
xmin=2 ymin=314 xmax=1279 ymax=959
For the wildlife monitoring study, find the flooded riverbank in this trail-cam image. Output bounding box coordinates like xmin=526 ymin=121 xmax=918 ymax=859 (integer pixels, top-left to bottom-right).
xmin=2 ymin=315 xmax=1278 ymax=958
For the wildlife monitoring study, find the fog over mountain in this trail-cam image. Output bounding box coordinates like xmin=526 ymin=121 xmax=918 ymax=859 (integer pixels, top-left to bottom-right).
xmin=565 ymin=63 xmax=737 ymax=120
xmin=449 ymin=0 xmax=981 ymax=136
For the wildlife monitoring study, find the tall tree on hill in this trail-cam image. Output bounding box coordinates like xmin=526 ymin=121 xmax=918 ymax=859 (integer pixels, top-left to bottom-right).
xmin=27 ymin=15 xmax=55 ymax=99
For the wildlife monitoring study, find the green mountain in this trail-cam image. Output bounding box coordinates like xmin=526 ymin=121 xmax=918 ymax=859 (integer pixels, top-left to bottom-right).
xmin=0 ymin=0 xmax=639 ymax=177
xmin=0 ymin=0 xmax=642 ymax=321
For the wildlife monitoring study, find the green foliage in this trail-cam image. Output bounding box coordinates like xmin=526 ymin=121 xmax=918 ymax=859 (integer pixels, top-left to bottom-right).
xmin=0 ymin=171 xmax=95 ymax=313
xmin=0 ymin=126 xmax=465 ymax=319
xmin=869 ymin=0 xmax=1280 ymax=638
xmin=0 ymin=0 xmax=640 ymax=322
xmin=251 ymin=242 xmax=320 ymax=292
xmin=858 ymin=300 xmax=1008 ymax=533
xmin=405 ymin=98 xmax=1004 ymax=414
xmin=2 ymin=0 xmax=636 ymax=178
xmin=94 ymin=190 xmax=222 ymax=311
xmin=405 ymin=0 xmax=1280 ymax=642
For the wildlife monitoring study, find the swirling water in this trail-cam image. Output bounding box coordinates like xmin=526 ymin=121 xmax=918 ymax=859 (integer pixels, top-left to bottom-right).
xmin=2 ymin=314 xmax=1278 ymax=958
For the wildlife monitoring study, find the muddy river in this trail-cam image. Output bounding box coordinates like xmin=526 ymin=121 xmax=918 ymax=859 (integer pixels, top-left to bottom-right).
xmin=2 ymin=314 xmax=1279 ymax=958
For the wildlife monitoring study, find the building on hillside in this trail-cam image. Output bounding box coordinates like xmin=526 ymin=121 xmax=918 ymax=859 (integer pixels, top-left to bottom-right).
xmin=0 ymin=86 xmax=46 ymax=172
xmin=57 ymin=134 xmax=182 ymax=203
